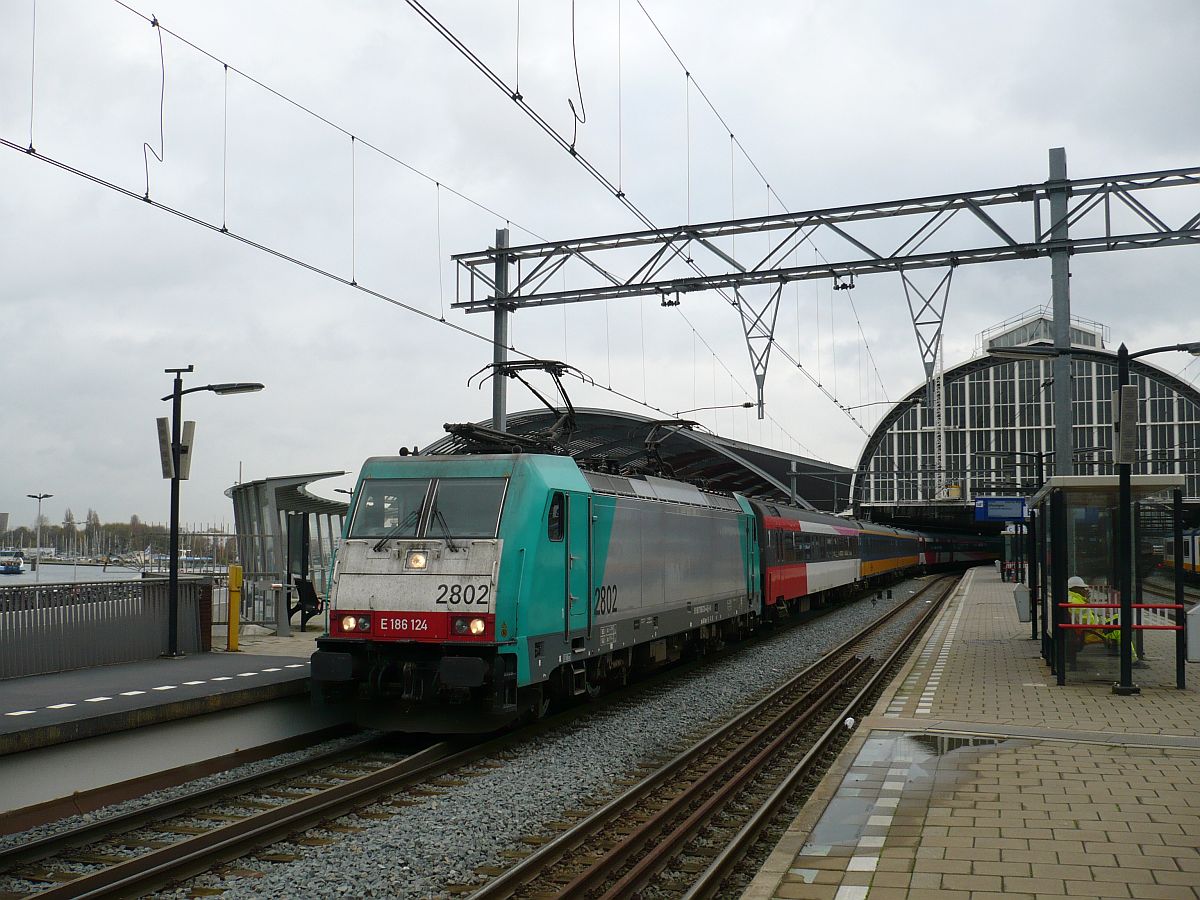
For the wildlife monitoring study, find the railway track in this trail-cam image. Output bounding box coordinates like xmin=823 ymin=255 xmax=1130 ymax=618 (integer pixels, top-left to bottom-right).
xmin=465 ymin=573 xmax=962 ymax=900
xmin=0 ymin=575 xmax=947 ymax=899
xmin=0 ymin=737 xmax=456 ymax=899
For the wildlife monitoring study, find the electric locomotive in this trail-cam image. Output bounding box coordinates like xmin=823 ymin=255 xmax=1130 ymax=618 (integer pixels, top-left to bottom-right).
xmin=310 ymin=452 xmax=995 ymax=732
xmin=311 ymin=453 xmax=760 ymax=732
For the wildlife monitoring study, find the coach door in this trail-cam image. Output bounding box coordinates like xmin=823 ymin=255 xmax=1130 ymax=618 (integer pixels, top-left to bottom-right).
xmin=565 ymin=492 xmax=592 ymax=641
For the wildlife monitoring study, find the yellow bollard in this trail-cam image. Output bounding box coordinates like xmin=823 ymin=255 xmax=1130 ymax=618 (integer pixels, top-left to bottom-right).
xmin=228 ymin=564 xmax=242 ymax=652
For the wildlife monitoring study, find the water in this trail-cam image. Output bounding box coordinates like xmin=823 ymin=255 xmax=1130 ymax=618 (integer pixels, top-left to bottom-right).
xmin=0 ymin=563 xmax=146 ymax=585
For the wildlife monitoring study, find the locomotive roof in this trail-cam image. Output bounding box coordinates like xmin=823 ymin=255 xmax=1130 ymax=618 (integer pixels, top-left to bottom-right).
xmin=422 ymin=407 xmax=852 ymax=513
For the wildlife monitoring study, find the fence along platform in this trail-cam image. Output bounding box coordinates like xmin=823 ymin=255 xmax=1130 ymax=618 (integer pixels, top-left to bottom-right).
xmin=0 ymin=578 xmax=203 ymax=679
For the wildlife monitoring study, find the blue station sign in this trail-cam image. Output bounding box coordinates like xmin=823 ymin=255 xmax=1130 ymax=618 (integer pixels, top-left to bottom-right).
xmin=974 ymin=496 xmax=1027 ymax=522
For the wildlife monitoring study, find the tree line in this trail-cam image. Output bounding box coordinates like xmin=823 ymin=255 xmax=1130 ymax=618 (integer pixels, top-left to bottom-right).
xmin=3 ymin=509 xmax=238 ymax=562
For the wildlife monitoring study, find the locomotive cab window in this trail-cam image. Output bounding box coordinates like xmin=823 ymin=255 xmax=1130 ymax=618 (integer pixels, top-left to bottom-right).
xmin=348 ymin=476 xmax=507 ymax=540
xmin=428 ymin=478 xmax=508 ymax=538
xmin=348 ymin=478 xmax=432 ymax=538
xmin=547 ymin=492 xmax=564 ymax=542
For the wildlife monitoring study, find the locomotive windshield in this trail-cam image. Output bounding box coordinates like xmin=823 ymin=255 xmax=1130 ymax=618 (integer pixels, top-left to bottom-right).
xmin=428 ymin=478 xmax=507 ymax=538
xmin=348 ymin=479 xmax=431 ymax=539
xmin=347 ymin=477 xmax=507 ymax=540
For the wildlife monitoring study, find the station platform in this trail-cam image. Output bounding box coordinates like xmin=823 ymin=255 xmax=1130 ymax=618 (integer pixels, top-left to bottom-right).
xmin=743 ymin=566 xmax=1200 ymax=900
xmin=0 ymin=627 xmax=320 ymax=755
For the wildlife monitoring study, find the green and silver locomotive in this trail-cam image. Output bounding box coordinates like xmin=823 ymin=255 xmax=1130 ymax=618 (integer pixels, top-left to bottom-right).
xmin=311 ymin=453 xmax=761 ymax=731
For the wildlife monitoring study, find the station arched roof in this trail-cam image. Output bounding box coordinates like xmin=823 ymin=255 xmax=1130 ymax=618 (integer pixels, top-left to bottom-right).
xmin=422 ymin=407 xmax=853 ymax=511
xmin=852 ymin=346 xmax=1200 ymax=524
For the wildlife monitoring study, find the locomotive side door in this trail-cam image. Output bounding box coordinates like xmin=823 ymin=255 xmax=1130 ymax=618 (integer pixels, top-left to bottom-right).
xmin=565 ymin=492 xmax=592 ymax=640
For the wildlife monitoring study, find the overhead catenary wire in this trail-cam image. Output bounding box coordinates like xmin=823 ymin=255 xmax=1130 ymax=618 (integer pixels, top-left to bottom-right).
xmin=27 ymin=0 xmax=37 ymax=151
xmin=436 ymin=182 xmax=445 ymax=319
xmin=350 ymin=135 xmax=357 ymax=285
xmin=10 ymin=1 xmax=754 ymax=443
xmin=616 ymin=0 xmax=623 ymax=192
xmin=0 ymin=135 xmax=787 ymax=451
xmin=634 ymin=0 xmax=891 ymax=405
xmin=221 ymin=63 xmax=228 ymax=231
xmin=514 ymin=0 xmax=522 ymax=98
xmin=108 ymin=0 xmax=540 ymax=243
xmin=406 ymin=0 xmax=868 ymax=435
xmin=141 ymin=15 xmax=165 ymax=200
xmin=567 ymin=0 xmax=588 ymax=150
xmin=16 ymin=1 xmax=831 ymax=461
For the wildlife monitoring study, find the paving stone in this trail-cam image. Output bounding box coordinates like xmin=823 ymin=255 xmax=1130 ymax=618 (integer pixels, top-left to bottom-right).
xmin=738 ymin=567 xmax=1200 ymax=900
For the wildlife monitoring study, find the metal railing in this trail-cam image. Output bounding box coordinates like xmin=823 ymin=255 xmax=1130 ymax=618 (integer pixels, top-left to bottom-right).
xmin=0 ymin=577 xmax=203 ymax=679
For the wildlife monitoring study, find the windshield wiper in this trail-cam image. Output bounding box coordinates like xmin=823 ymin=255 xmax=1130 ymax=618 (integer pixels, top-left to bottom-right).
xmin=431 ymin=507 xmax=461 ymax=553
xmin=372 ymin=509 xmax=420 ymax=552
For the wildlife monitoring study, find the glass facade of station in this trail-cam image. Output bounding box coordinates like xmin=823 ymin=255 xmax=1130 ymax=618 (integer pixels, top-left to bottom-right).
xmin=856 ymin=353 xmax=1200 ymax=506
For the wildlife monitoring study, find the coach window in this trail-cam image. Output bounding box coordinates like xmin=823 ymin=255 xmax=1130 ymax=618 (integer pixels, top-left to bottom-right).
xmin=548 ymin=492 xmax=564 ymax=542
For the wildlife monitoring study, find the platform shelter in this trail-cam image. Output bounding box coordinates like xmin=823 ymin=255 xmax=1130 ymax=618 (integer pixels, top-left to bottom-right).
xmin=1028 ymin=475 xmax=1188 ymax=690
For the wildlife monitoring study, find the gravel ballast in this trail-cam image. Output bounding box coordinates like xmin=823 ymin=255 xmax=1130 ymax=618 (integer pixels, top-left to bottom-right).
xmin=163 ymin=576 xmax=940 ymax=899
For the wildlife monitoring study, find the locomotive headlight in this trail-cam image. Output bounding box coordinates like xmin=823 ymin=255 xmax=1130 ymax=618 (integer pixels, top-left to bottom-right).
xmin=357 ymin=616 xmax=371 ymax=632
xmin=469 ymin=618 xmax=486 ymax=635
xmin=406 ymin=549 xmax=428 ymax=570
xmin=451 ymin=617 xmax=469 ymax=635
xmin=340 ymin=615 xmax=357 ymax=632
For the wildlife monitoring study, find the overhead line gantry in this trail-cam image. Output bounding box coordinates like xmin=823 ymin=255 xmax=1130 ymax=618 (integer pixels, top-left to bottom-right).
xmin=455 ymin=152 xmax=1200 ymax=477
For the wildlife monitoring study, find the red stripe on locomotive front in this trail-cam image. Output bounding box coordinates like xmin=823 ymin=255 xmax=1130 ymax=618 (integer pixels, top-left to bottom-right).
xmin=331 ymin=611 xmax=495 ymax=643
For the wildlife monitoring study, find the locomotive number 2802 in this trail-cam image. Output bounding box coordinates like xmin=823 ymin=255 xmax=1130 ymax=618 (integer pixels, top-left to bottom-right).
xmin=435 ymin=583 xmax=491 ymax=606
xmin=594 ymin=584 xmax=618 ymax=615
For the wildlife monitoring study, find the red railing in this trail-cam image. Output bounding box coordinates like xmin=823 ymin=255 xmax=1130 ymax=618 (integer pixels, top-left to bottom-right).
xmin=1056 ymin=601 xmax=1184 ymax=630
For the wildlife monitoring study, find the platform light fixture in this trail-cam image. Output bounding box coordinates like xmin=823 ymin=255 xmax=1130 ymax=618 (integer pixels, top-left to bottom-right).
xmin=672 ymin=402 xmax=755 ymax=416
xmin=161 ymin=366 xmax=264 ymax=658
xmin=26 ymin=492 xmax=52 ymax=585
xmin=1110 ymin=342 xmax=1200 ymax=695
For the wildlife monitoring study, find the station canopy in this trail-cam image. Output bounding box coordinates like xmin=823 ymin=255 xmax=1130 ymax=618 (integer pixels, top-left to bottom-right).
xmin=421 ymin=408 xmax=852 ymax=512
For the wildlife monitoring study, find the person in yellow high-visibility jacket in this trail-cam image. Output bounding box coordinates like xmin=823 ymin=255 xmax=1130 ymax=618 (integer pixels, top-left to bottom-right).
xmin=1066 ymin=576 xmax=1138 ymax=663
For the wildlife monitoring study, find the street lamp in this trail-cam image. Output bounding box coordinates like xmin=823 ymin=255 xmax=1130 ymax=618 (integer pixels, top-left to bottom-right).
xmin=26 ymin=493 xmax=52 ymax=583
xmin=1112 ymin=341 xmax=1200 ymax=695
xmin=672 ymin=402 xmax=754 ymax=416
xmin=162 ymin=366 xmax=263 ymax=658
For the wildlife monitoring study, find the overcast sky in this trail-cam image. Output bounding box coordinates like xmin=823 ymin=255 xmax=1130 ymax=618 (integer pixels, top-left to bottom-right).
xmin=2 ymin=0 xmax=1198 ymax=531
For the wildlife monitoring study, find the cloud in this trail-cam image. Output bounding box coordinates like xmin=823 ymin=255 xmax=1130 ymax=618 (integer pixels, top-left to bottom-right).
xmin=1 ymin=0 xmax=1198 ymax=528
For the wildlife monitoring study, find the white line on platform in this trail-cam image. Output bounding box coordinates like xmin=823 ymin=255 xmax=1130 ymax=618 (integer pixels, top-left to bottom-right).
xmin=236 ymin=672 xmax=257 ymax=677
xmin=5 ymin=710 xmax=36 ymax=716
xmin=120 ymin=690 xmax=146 ymax=696
xmin=84 ymin=697 xmax=112 ymax=703
xmin=182 ymin=680 xmax=206 ymax=686
xmin=46 ymin=703 xmax=76 ymax=709
xmin=152 ymin=685 xmax=177 ymax=691
xmin=262 ymin=667 xmax=281 ymax=672
xmin=284 ymin=664 xmax=305 ymax=668
xmin=210 ymin=676 xmax=233 ymax=681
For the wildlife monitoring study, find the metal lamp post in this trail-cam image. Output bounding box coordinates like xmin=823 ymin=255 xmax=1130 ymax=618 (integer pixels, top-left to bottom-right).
xmin=990 ymin=341 xmax=1200 ymax=694
xmin=1112 ymin=342 xmax=1200 ymax=694
xmin=162 ymin=366 xmax=263 ymax=658
xmin=26 ymin=492 xmax=52 ymax=582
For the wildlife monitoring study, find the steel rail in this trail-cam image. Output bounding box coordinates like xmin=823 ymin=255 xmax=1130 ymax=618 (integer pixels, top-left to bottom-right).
xmin=466 ymin=574 xmax=957 ymax=899
xmin=681 ymin=573 xmax=962 ymax=899
xmin=0 ymin=733 xmax=387 ymax=872
xmin=585 ymin=656 xmax=874 ymax=899
xmin=29 ymin=742 xmax=462 ymax=900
